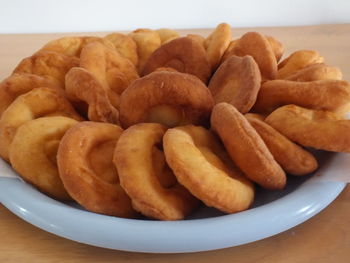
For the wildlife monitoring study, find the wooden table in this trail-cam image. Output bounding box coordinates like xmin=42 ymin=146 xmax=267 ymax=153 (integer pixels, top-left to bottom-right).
xmin=1 ymin=24 xmax=350 ymax=262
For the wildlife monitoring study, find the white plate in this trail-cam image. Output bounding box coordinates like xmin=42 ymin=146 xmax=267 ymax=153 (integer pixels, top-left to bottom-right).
xmin=0 ymin=157 xmax=345 ymax=253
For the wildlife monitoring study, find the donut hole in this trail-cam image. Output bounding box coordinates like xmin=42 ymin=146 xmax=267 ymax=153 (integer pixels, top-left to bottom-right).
xmin=88 ymin=140 xmax=119 ymax=184
xmin=146 ymin=104 xmax=187 ymax=127
xmin=152 ymin=144 xmax=177 ymax=188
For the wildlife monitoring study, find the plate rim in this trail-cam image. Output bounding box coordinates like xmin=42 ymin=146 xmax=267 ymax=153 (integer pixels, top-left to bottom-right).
xmin=0 ymin=169 xmax=345 ymax=253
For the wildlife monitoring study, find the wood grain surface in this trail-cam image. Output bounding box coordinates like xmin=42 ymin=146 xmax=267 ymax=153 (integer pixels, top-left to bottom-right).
xmin=0 ymin=24 xmax=350 ymax=262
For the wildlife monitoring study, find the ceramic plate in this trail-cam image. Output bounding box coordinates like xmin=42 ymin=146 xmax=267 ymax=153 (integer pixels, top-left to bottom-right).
xmin=0 ymin=157 xmax=345 ymax=253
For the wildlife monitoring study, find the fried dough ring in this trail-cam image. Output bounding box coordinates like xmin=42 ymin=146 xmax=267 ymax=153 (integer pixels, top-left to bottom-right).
xmin=246 ymin=115 xmax=318 ymax=175
xmin=266 ymin=36 xmax=284 ymax=62
xmin=104 ymin=33 xmax=138 ymax=65
xmin=65 ymin=42 xmax=138 ymax=123
xmin=285 ymin=63 xmax=343 ymax=81
xmin=129 ymin=29 xmax=161 ymax=73
xmin=9 ymin=116 xmax=78 ymax=200
xmin=163 ymin=125 xmax=254 ymax=213
xmin=223 ymin=36 xmax=283 ymax=63
xmin=211 ymin=103 xmax=286 ymax=190
xmin=57 ymin=121 xmax=136 ymax=218
xmin=156 ymin=28 xmax=180 ymax=44
xmin=186 ymin=34 xmax=205 ymax=46
xmin=114 ymin=123 xmax=199 ymax=220
xmin=208 ymin=55 xmax=261 ymax=113
xmin=252 ymin=80 xmax=350 ymax=115
xmin=40 ymin=36 xmax=115 ymax=57
xmin=65 ymin=67 xmax=119 ymax=123
xmin=119 ymin=71 xmax=214 ymax=128
xmin=265 ymin=105 xmax=350 ymax=153
xmin=142 ymin=37 xmax=211 ymax=84
xmin=0 ymin=73 xmax=61 ymax=116
xmin=228 ymin=32 xmax=277 ymax=80
xmin=0 ymin=87 xmax=82 ymax=161
xmin=204 ymin=23 xmax=232 ymax=70
xmin=13 ymin=51 xmax=79 ymax=85
xmin=277 ymin=50 xmax=324 ymax=79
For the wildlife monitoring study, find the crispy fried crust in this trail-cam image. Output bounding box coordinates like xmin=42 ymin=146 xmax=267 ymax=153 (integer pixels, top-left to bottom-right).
xmin=57 ymin=121 xmax=137 ymax=218
xmin=114 ymin=123 xmax=199 ymax=220
xmin=9 ymin=117 xmax=77 ymax=200
xmin=277 ymin=50 xmax=324 ymax=79
xmin=0 ymin=87 xmax=82 ymax=161
xmin=252 ymin=79 xmax=350 ymax=114
xmin=156 ymin=28 xmax=180 ymax=44
xmin=285 ymin=63 xmax=342 ymax=81
xmin=40 ymin=36 xmax=115 ymax=57
xmin=204 ymin=23 xmax=232 ymax=70
xmin=211 ymin=103 xmax=286 ymax=190
xmin=129 ymin=29 xmax=161 ymax=73
xmin=119 ymin=71 xmax=214 ymax=128
xmin=65 ymin=42 xmax=139 ymax=123
xmin=230 ymin=32 xmax=277 ymax=80
xmin=266 ymin=36 xmax=284 ymax=62
xmin=13 ymin=51 xmax=79 ymax=85
xmin=0 ymin=73 xmax=61 ymax=117
xmin=104 ymin=33 xmax=138 ymax=65
xmin=246 ymin=115 xmax=318 ymax=175
xmin=265 ymin=105 xmax=350 ymax=153
xmin=142 ymin=37 xmax=211 ymax=84
xmin=163 ymin=125 xmax=254 ymax=213
xmin=208 ymin=55 xmax=261 ymax=113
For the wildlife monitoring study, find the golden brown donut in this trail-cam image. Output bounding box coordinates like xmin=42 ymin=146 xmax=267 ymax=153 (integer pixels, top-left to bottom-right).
xmin=104 ymin=33 xmax=138 ymax=65
xmin=65 ymin=67 xmax=119 ymax=124
xmin=79 ymin=42 xmax=138 ymax=102
xmin=245 ymin=114 xmax=318 ymax=175
xmin=252 ymin=79 xmax=350 ymax=115
xmin=277 ymin=50 xmax=324 ymax=79
xmin=204 ymin=23 xmax=232 ymax=70
xmin=9 ymin=116 xmax=78 ymax=200
xmin=266 ymin=36 xmax=284 ymax=62
xmin=13 ymin=51 xmax=79 ymax=85
xmin=211 ymin=102 xmax=286 ymax=190
xmin=129 ymin=29 xmax=161 ymax=72
xmin=0 ymin=87 xmax=82 ymax=162
xmin=114 ymin=123 xmax=199 ymax=220
xmin=142 ymin=37 xmax=211 ymax=84
xmin=57 ymin=121 xmax=137 ymax=218
xmin=65 ymin=41 xmax=138 ymax=123
xmin=156 ymin=28 xmax=180 ymax=44
xmin=221 ymin=39 xmax=237 ymax=62
xmin=223 ymin=36 xmax=283 ymax=63
xmin=163 ymin=125 xmax=254 ymax=213
xmin=227 ymin=32 xmax=277 ymax=80
xmin=0 ymin=73 xmax=61 ymax=117
xmin=40 ymin=36 xmax=115 ymax=57
xmin=186 ymin=34 xmax=206 ymax=46
xmin=265 ymin=105 xmax=350 ymax=153
xmin=284 ymin=63 xmax=343 ymax=81
xmin=119 ymin=71 xmax=214 ymax=128
xmin=208 ymin=55 xmax=261 ymax=113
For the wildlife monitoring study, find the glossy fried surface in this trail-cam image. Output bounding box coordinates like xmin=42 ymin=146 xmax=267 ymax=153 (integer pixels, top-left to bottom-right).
xmin=163 ymin=125 xmax=254 ymax=213
xmin=119 ymin=71 xmax=214 ymax=128
xmin=57 ymin=121 xmax=137 ymax=218
xmin=265 ymin=105 xmax=350 ymax=153
xmin=114 ymin=123 xmax=198 ymax=220
xmin=211 ymin=103 xmax=286 ymax=190
xmin=9 ymin=116 xmax=78 ymax=200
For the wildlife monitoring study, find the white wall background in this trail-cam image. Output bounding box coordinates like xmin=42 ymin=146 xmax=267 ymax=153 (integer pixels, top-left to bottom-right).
xmin=0 ymin=0 xmax=349 ymax=33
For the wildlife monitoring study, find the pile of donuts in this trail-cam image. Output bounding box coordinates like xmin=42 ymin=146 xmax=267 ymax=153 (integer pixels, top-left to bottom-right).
xmin=1 ymin=23 xmax=349 ymax=220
